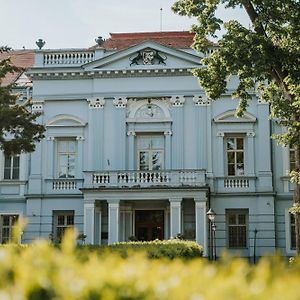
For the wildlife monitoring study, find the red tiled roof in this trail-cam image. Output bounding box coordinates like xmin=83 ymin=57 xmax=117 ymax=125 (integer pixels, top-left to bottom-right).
xmin=102 ymin=31 xmax=195 ymax=50
xmin=0 ymin=50 xmax=34 ymax=86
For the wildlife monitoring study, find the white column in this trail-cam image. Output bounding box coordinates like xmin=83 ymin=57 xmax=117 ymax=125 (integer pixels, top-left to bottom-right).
xmin=195 ymin=193 xmax=208 ymax=257
xmin=95 ymin=206 xmax=102 ymax=245
xmin=169 ymin=198 xmax=182 ymax=238
xmin=84 ymin=202 xmax=95 ymax=244
xmin=108 ymin=200 xmax=120 ymax=244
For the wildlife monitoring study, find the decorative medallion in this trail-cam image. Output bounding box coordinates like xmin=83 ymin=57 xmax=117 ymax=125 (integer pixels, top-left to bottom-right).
xmin=135 ymin=104 xmax=164 ymax=119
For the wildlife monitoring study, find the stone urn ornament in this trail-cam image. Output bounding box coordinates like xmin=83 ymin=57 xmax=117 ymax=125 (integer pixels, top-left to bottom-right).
xmin=36 ymin=39 xmax=46 ymax=50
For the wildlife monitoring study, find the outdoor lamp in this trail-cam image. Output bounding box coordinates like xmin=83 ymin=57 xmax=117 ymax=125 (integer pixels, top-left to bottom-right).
xmin=206 ymin=208 xmax=216 ymax=221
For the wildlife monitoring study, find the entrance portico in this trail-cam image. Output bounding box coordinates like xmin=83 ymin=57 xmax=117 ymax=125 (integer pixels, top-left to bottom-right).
xmin=82 ymin=187 xmax=208 ymax=255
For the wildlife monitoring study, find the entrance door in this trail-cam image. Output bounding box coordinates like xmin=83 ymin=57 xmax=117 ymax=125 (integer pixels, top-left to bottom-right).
xmin=135 ymin=210 xmax=164 ymax=241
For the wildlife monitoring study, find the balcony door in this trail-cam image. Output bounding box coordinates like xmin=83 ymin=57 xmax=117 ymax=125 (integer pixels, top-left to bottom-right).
xmin=137 ymin=135 xmax=164 ymax=171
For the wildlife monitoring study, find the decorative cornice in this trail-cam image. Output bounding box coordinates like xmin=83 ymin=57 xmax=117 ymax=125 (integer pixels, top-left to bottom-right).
xmin=127 ymin=131 xmax=136 ymax=136
xmin=32 ymin=101 xmax=44 ymax=113
xmin=193 ymin=95 xmax=210 ymax=106
xmin=246 ymin=131 xmax=255 ymax=137
xmin=164 ymin=130 xmax=172 ymax=136
xmin=88 ymin=97 xmax=105 ymax=109
xmin=76 ymin=136 xmax=85 ymax=141
xmin=46 ymin=136 xmax=55 ymax=141
xmin=216 ymin=131 xmax=225 ymax=137
xmin=170 ymin=95 xmax=185 ymax=107
xmin=28 ymin=68 xmax=193 ymax=80
xmin=113 ymin=97 xmax=127 ymax=108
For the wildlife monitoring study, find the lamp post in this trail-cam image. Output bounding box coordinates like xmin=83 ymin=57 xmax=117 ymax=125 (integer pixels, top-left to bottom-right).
xmin=207 ymin=208 xmax=217 ymax=261
xmin=253 ymin=228 xmax=258 ymax=264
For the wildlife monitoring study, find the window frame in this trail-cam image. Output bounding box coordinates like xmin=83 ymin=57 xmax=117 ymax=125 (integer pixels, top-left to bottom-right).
xmin=0 ymin=214 xmax=19 ymax=244
xmin=3 ymin=155 xmax=20 ymax=180
xmin=226 ymin=209 xmax=248 ymax=249
xmin=285 ymin=209 xmax=296 ymax=254
xmin=136 ymin=134 xmax=165 ymax=171
xmin=53 ymin=210 xmax=75 ymax=243
xmin=289 ymin=148 xmax=296 ymax=172
xmin=225 ymin=136 xmax=245 ymax=177
xmin=56 ymin=138 xmax=77 ymax=179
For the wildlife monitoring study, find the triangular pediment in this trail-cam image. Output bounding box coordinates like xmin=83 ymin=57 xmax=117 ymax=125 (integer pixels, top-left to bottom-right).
xmin=214 ymin=110 xmax=257 ymax=123
xmin=83 ymin=41 xmax=202 ymax=71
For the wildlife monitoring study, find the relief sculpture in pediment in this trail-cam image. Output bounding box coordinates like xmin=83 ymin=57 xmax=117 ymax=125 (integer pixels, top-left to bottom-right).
xmin=129 ymin=49 xmax=167 ymax=66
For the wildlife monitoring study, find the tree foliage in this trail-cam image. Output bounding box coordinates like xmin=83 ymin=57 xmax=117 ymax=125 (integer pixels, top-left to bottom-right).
xmin=0 ymin=47 xmax=45 ymax=154
xmin=172 ymin=0 xmax=300 ymax=252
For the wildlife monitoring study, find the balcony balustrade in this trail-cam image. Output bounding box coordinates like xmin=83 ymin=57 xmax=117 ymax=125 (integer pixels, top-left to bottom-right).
xmin=42 ymin=50 xmax=94 ymax=66
xmin=215 ymin=176 xmax=256 ymax=193
xmin=83 ymin=170 xmax=206 ymax=189
xmin=45 ymin=179 xmax=84 ymax=193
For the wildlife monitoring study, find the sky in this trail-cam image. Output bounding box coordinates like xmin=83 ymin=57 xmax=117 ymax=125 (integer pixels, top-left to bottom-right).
xmin=0 ymin=0 xmax=249 ymax=50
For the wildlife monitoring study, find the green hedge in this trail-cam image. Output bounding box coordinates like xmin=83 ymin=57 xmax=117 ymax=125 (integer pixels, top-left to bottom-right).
xmin=76 ymin=239 xmax=203 ymax=260
xmin=1 ymin=233 xmax=300 ymax=299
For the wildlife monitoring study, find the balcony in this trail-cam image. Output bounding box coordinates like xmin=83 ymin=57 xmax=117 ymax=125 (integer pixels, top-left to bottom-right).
xmin=214 ymin=176 xmax=256 ymax=193
xmin=44 ymin=178 xmax=84 ymax=194
xmin=83 ymin=170 xmax=206 ymax=189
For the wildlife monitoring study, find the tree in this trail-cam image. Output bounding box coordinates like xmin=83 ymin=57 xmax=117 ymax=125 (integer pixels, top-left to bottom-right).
xmin=172 ymin=0 xmax=300 ymax=253
xmin=0 ymin=47 xmax=45 ymax=155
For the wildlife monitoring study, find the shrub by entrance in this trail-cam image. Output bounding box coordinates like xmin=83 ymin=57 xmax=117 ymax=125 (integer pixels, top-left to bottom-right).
xmin=76 ymin=239 xmax=204 ymax=260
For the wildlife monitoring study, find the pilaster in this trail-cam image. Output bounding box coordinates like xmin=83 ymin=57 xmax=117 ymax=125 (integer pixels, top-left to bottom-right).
xmin=171 ymin=96 xmax=184 ymax=168
xmin=46 ymin=136 xmax=55 ymax=178
xmin=164 ymin=130 xmax=172 ymax=169
xmin=28 ymin=101 xmax=44 ymax=194
xmin=127 ymin=131 xmax=136 ymax=170
xmin=216 ymin=132 xmax=225 ymax=176
xmin=76 ymin=136 xmax=84 ymax=178
xmin=88 ymin=97 xmax=105 ymax=170
xmin=257 ymin=102 xmax=272 ymax=191
xmin=246 ymin=131 xmax=255 ymax=176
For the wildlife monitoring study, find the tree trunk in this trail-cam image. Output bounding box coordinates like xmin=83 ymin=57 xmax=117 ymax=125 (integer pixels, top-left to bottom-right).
xmin=294 ymin=147 xmax=300 ymax=255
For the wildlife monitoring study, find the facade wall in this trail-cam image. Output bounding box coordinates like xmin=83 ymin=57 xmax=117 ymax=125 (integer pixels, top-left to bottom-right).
xmin=0 ymin=38 xmax=295 ymax=257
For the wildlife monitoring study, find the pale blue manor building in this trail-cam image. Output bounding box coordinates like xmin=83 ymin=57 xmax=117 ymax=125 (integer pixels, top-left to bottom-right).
xmin=0 ymin=32 xmax=296 ymax=258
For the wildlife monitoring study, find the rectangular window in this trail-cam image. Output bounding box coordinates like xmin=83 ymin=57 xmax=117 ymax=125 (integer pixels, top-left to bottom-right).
xmin=226 ymin=137 xmax=245 ymax=176
xmin=290 ymin=213 xmax=296 ymax=250
xmin=290 ymin=148 xmax=296 ymax=171
xmin=57 ymin=139 xmax=76 ymax=178
xmin=227 ymin=210 xmax=248 ymax=248
xmin=0 ymin=215 xmax=19 ymax=244
xmin=4 ymin=155 xmax=20 ymax=180
xmin=136 ymin=135 xmax=164 ymax=171
xmin=53 ymin=211 xmax=74 ymax=242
